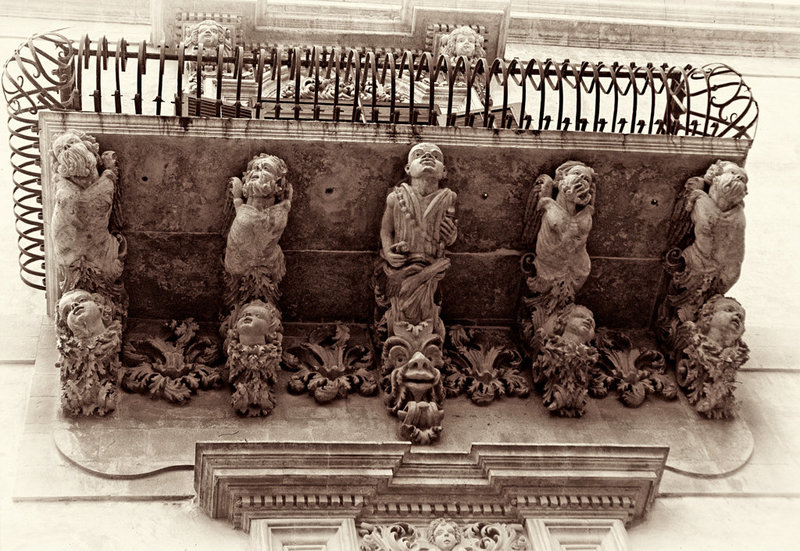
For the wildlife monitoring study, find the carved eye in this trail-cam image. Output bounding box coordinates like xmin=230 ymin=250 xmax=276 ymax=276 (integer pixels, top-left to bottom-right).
xmin=388 ymin=345 xmax=409 ymax=366
xmin=422 ymin=345 xmax=442 ymax=364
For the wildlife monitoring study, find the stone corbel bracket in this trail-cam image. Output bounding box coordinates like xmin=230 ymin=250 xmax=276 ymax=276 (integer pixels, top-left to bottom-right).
xmin=195 ymin=442 xmax=668 ymax=532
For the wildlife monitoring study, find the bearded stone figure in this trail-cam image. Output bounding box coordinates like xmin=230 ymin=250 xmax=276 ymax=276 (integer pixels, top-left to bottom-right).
xmin=658 ymin=160 xmax=748 ymax=342
xmin=676 ymin=295 xmax=749 ymax=419
xmin=519 ymin=161 xmax=596 ymax=347
xmin=223 ymin=153 xmax=293 ymax=307
xmin=225 ymin=300 xmax=283 ymax=417
xmin=532 ymin=304 xmax=598 ymax=418
xmin=56 ymin=289 xmax=122 ymax=416
xmin=50 ymin=130 xmax=125 ymax=297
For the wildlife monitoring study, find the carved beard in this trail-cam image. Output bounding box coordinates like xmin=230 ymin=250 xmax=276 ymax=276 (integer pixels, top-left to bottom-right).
xmin=58 ymin=145 xmax=96 ymax=181
xmin=243 ymin=175 xmax=277 ymax=199
xmin=560 ymin=175 xmax=592 ymax=206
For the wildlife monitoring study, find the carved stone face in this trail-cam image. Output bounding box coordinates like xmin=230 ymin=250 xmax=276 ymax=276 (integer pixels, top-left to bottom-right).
xmin=195 ymin=20 xmax=225 ymax=48
xmin=709 ymin=163 xmax=748 ymax=210
xmin=53 ymin=132 xmax=97 ymax=182
xmin=562 ymin=305 xmax=595 ymax=344
xmin=60 ymin=290 xmax=105 ymax=339
xmin=705 ymin=297 xmax=745 ymax=348
xmin=558 ymin=164 xmax=593 ymax=206
xmin=384 ymin=321 xmax=444 ymax=408
xmin=243 ymin=156 xmax=284 ymax=199
xmin=235 ymin=302 xmax=278 ymax=346
xmin=405 ymin=143 xmax=446 ymax=181
xmin=453 ymin=32 xmax=476 ymax=58
xmin=432 ymin=522 xmax=458 ymax=551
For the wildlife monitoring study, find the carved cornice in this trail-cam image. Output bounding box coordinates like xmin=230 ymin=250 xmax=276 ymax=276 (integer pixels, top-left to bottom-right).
xmin=195 ymin=442 xmax=668 ymax=531
xmin=39 ymin=112 xmax=752 ymax=159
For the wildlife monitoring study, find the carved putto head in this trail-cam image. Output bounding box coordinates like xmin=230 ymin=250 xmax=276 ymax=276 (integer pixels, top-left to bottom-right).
xmin=697 ymin=295 xmax=745 ymax=349
xmin=551 ymin=304 xmax=596 ymax=345
xmin=555 ymin=160 xmax=595 ymax=207
xmin=242 ymin=154 xmax=289 ymax=201
xmin=52 ymin=130 xmax=101 ymax=182
xmin=405 ymin=143 xmax=446 ymax=181
xmin=382 ymin=319 xmax=445 ymax=409
xmin=188 ymin=19 xmax=228 ymax=49
xmin=57 ymin=289 xmax=113 ymax=340
xmin=705 ymin=160 xmax=748 ymax=211
xmin=231 ymin=300 xmax=282 ymax=347
xmin=427 ymin=518 xmax=462 ymax=551
xmin=441 ymin=26 xmax=486 ymax=61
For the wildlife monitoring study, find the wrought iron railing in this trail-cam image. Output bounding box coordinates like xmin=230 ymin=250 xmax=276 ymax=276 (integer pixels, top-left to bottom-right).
xmin=3 ymin=32 xmax=759 ymax=290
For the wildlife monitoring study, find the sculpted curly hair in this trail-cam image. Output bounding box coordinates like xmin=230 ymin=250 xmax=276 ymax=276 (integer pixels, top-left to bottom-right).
xmin=56 ymin=289 xmax=114 ymax=337
xmin=427 ymin=518 xmax=461 ymax=545
xmin=554 ymin=160 xmax=595 ymax=183
xmin=441 ymin=26 xmax=486 ymax=59
xmin=187 ymin=19 xmax=227 ymax=49
xmin=51 ymin=130 xmax=101 ymax=177
xmin=696 ymin=295 xmax=744 ymax=335
xmin=704 ymin=160 xmax=748 ymax=187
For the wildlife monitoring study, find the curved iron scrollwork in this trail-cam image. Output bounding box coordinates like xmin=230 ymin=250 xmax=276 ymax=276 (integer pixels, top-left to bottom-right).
xmin=2 ymin=34 xmax=758 ymax=292
xmin=2 ymin=32 xmax=76 ymax=290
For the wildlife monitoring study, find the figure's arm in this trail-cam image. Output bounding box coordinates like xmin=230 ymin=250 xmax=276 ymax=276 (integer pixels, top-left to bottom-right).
xmin=536 ymin=175 xmax=555 ymax=210
xmin=439 ymin=207 xmax=457 ymax=247
xmin=278 ymin=182 xmax=293 ymax=211
xmin=380 ymin=193 xmax=406 ymax=267
xmin=230 ymin=177 xmax=244 ymax=209
xmin=99 ymin=151 xmax=118 ymax=184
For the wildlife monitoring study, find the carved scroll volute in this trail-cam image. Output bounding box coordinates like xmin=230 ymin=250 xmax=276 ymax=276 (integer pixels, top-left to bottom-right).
xmin=519 ymin=161 xmax=596 ymax=348
xmin=657 ymin=160 xmax=749 ymax=418
xmin=50 ymin=130 xmax=128 ymax=416
xmin=222 ymin=153 xmax=292 ymax=416
xmin=374 ymin=143 xmax=456 ymax=444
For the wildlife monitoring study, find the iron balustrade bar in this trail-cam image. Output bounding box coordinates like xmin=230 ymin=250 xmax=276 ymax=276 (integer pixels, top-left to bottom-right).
xmin=3 ymin=32 xmax=760 ymax=292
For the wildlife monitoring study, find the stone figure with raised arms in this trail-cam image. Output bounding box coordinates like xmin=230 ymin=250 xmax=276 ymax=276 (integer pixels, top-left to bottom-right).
xmin=56 ymin=289 xmax=122 ymax=416
xmin=50 ymin=129 xmax=125 ymax=298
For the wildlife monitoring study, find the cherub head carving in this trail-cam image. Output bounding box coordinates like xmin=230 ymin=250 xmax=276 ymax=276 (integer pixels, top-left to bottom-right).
xmin=231 ymin=300 xmax=282 ymax=347
xmin=243 ymin=154 xmax=289 ymax=202
xmin=441 ymin=26 xmax=486 ymax=61
xmin=705 ymin=160 xmax=747 ymax=211
xmin=382 ymin=320 xmax=445 ymax=411
xmin=427 ymin=519 xmax=461 ymax=551
xmin=188 ymin=19 xmax=228 ymax=49
xmin=52 ymin=130 xmax=101 ymax=183
xmin=551 ymin=304 xmax=596 ymax=345
xmin=697 ymin=295 xmax=745 ymax=349
xmin=57 ymin=289 xmax=113 ymax=340
xmin=555 ymin=160 xmax=595 ymax=207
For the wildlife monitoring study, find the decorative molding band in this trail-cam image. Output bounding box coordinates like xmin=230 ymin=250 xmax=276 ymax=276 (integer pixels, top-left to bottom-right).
xmin=525 ymin=518 xmax=630 ymax=551
xmin=39 ymin=112 xmax=753 ymax=158
xmin=194 ymin=441 xmax=668 ymax=531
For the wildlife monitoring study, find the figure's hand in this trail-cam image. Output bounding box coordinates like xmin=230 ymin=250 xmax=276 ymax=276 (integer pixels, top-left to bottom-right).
xmin=383 ymin=241 xmax=408 ymax=267
xmin=439 ymin=216 xmax=457 ymax=246
xmin=101 ymin=151 xmax=118 ymax=178
xmin=535 ymin=174 xmax=554 ymax=199
xmin=230 ymin=177 xmax=243 ymax=207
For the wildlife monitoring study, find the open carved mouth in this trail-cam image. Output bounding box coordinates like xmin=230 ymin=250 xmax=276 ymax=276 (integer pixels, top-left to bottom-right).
xmin=72 ymin=304 xmax=85 ymax=316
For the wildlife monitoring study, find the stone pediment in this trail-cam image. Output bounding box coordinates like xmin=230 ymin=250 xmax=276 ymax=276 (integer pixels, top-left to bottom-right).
xmin=194 ymin=441 xmax=668 ymax=530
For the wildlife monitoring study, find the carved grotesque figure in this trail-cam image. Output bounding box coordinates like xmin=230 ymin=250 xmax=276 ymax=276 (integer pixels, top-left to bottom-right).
xmin=56 ymin=289 xmax=122 ymax=416
xmin=441 ymin=26 xmax=486 ymax=64
xmin=225 ymin=300 xmax=283 ymax=417
xmin=377 ymin=143 xmax=457 ymax=328
xmin=224 ymin=153 xmax=293 ymax=306
xmin=51 ymin=130 xmax=124 ymax=294
xmin=532 ymin=304 xmax=599 ymax=417
xmin=520 ymin=161 xmax=596 ymax=346
xmin=659 ymin=160 xmax=748 ymax=339
xmin=428 ymin=519 xmax=462 ymax=551
xmin=381 ymin=312 xmax=446 ymax=444
xmin=677 ymin=295 xmax=749 ymax=419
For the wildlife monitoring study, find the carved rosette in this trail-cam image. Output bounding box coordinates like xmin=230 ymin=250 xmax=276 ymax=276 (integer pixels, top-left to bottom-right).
xmin=443 ymin=326 xmax=529 ymax=405
xmin=359 ymin=519 xmax=529 ymax=551
xmin=121 ymin=319 xmax=223 ymax=404
xmin=221 ymin=154 xmax=292 ymax=416
xmin=374 ymin=143 xmax=456 ymax=444
xmin=592 ymin=330 xmax=677 ymax=407
xmin=50 ymin=130 xmax=128 ymax=416
xmin=282 ymin=324 xmax=377 ymax=403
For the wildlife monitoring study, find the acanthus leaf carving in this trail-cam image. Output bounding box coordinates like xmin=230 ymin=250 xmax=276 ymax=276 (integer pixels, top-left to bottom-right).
xmin=360 ymin=520 xmax=530 ymax=551
xmin=282 ymin=323 xmax=377 ymax=404
xmin=121 ymin=318 xmax=223 ymax=404
xmin=444 ymin=326 xmax=529 ymax=405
